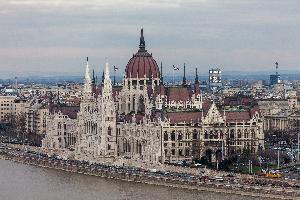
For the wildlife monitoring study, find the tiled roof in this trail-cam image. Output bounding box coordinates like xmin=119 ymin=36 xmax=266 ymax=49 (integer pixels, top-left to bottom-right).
xmin=50 ymin=105 xmax=79 ymax=119
xmin=166 ymin=111 xmax=202 ymax=124
xmin=166 ymin=86 xmax=192 ymax=102
xmin=224 ymin=111 xmax=251 ymax=122
xmin=125 ymin=51 xmax=159 ymax=79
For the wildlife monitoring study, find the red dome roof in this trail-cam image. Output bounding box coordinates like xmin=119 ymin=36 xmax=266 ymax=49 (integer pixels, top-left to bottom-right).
xmin=125 ymin=29 xmax=160 ymax=79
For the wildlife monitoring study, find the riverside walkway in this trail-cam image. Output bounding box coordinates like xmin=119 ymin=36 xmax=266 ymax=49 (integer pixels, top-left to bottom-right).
xmin=0 ymin=144 xmax=299 ymax=200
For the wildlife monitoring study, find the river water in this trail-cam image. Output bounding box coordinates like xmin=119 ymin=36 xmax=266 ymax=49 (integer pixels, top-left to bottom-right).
xmin=0 ymin=159 xmax=262 ymax=200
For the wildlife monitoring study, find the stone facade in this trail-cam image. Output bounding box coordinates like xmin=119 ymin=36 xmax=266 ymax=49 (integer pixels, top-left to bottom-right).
xmin=42 ymin=111 xmax=77 ymax=149
xmin=76 ymin=60 xmax=117 ymax=158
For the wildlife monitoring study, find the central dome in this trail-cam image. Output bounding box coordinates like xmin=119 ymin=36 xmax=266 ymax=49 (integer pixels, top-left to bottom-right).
xmin=125 ymin=29 xmax=160 ymax=79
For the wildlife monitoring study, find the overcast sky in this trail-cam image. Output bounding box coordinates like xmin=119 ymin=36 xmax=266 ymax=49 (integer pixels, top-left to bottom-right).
xmin=0 ymin=0 xmax=300 ymax=77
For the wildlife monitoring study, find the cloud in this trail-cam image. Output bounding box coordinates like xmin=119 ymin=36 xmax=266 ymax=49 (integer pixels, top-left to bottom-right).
xmin=0 ymin=0 xmax=300 ymax=75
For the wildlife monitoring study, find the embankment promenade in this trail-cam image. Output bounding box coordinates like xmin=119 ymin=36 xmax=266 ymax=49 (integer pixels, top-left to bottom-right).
xmin=0 ymin=145 xmax=300 ymax=200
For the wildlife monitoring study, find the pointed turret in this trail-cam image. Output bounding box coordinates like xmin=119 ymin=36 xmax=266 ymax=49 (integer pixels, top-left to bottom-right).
xmin=195 ymin=68 xmax=199 ymax=84
xmin=83 ymin=57 xmax=92 ymax=97
xmin=102 ymin=60 xmax=112 ymax=95
xmin=101 ymin=70 xmax=105 ymax=84
xmin=92 ymin=69 xmax=97 ymax=95
xmin=182 ymin=63 xmax=187 ymax=85
xmin=160 ymin=62 xmax=164 ymax=84
xmin=194 ymin=68 xmax=200 ymax=96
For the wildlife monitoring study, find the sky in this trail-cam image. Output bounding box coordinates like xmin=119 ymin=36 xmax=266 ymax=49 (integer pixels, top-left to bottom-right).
xmin=0 ymin=0 xmax=300 ymax=77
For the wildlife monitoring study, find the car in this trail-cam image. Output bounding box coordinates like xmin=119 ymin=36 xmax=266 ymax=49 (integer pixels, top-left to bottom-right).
xmin=194 ymin=163 xmax=202 ymax=167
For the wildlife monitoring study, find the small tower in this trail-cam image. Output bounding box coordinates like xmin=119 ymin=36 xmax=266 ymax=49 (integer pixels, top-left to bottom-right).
xmin=160 ymin=62 xmax=164 ymax=84
xmin=83 ymin=57 xmax=92 ymax=98
xmin=182 ymin=63 xmax=187 ymax=85
xmin=194 ymin=68 xmax=200 ymax=95
xmin=139 ymin=28 xmax=146 ymax=51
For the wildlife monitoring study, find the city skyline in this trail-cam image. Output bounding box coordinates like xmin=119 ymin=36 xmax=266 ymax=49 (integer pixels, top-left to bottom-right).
xmin=1 ymin=0 xmax=300 ymax=75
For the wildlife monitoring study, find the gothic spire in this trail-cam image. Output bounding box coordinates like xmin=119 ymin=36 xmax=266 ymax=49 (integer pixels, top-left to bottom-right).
xmin=139 ymin=28 xmax=145 ymax=51
xmin=83 ymin=57 xmax=92 ymax=96
xmin=182 ymin=63 xmax=187 ymax=85
xmin=92 ymin=69 xmax=95 ymax=84
xmin=195 ymin=67 xmax=199 ymax=84
xmin=160 ymin=61 xmax=164 ymax=84
xmin=105 ymin=59 xmax=110 ymax=79
xmin=102 ymin=60 xmax=113 ymax=95
xmin=101 ymin=70 xmax=104 ymax=84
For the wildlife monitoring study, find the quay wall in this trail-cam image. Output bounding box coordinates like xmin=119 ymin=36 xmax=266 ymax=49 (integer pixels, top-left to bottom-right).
xmin=0 ymin=153 xmax=299 ymax=200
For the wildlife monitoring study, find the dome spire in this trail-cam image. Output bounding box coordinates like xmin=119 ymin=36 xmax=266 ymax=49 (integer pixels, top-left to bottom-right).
xmin=139 ymin=27 xmax=146 ymax=51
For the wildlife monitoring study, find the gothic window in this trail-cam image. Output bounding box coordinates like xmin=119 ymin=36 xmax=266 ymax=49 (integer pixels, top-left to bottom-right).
xmin=209 ymin=130 xmax=213 ymax=139
xmin=230 ymin=129 xmax=235 ymax=138
xmin=214 ymin=130 xmax=218 ymax=139
xmin=132 ymin=95 xmax=135 ymax=111
xmin=107 ymin=144 xmax=111 ymax=150
xmin=179 ymin=149 xmax=183 ymax=156
xmin=171 ymin=149 xmax=175 ymax=155
xmin=204 ymin=130 xmax=208 ymax=139
xmin=193 ymin=129 xmax=198 ymax=140
xmin=171 ymin=131 xmax=176 ymax=141
xmin=220 ymin=130 xmax=224 ymax=139
xmin=164 ymin=131 xmax=168 ymax=141
xmin=185 ymin=149 xmax=190 ymax=156
xmin=108 ymin=127 xmax=112 ymax=136
xmin=178 ymin=132 xmax=183 ymax=140
xmin=138 ymin=95 xmax=145 ymax=113
xmin=244 ymin=129 xmax=248 ymax=138
xmin=186 ymin=132 xmax=190 ymax=140
xmin=237 ymin=129 xmax=241 ymax=138
xmin=58 ymin=122 xmax=61 ymax=129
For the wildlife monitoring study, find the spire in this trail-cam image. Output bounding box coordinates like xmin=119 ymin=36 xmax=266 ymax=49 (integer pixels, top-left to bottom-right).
xmin=105 ymin=59 xmax=110 ymax=79
xmin=101 ymin=70 xmax=104 ymax=84
xmin=102 ymin=59 xmax=113 ymax=95
xmin=83 ymin=57 xmax=92 ymax=96
xmin=275 ymin=62 xmax=279 ymax=75
xmin=182 ymin=63 xmax=187 ymax=85
xmin=92 ymin=69 xmax=95 ymax=84
xmin=139 ymin=27 xmax=146 ymax=51
xmin=195 ymin=68 xmax=199 ymax=84
xmin=160 ymin=62 xmax=164 ymax=84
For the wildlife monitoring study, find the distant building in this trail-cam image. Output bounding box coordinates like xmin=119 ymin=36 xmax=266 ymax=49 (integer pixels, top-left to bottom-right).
xmin=270 ymin=62 xmax=281 ymax=86
xmin=209 ymin=68 xmax=222 ymax=90
xmin=26 ymin=104 xmax=49 ymax=135
xmin=270 ymin=74 xmax=281 ymax=86
xmin=0 ymin=96 xmax=28 ymax=122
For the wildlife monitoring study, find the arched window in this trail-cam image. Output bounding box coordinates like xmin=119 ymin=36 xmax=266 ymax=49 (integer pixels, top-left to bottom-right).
xmin=178 ymin=132 xmax=183 ymax=140
xmin=230 ymin=129 xmax=235 ymax=138
xmin=108 ymin=126 xmax=112 ymax=136
xmin=171 ymin=131 xmax=176 ymax=141
xmin=164 ymin=131 xmax=168 ymax=141
xmin=193 ymin=129 xmax=198 ymax=140
xmin=237 ymin=129 xmax=241 ymax=138
xmin=204 ymin=130 xmax=208 ymax=139
xmin=186 ymin=132 xmax=190 ymax=140
xmin=138 ymin=95 xmax=145 ymax=113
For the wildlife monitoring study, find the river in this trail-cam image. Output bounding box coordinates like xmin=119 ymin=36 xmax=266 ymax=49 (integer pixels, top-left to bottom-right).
xmin=0 ymin=159 xmax=263 ymax=200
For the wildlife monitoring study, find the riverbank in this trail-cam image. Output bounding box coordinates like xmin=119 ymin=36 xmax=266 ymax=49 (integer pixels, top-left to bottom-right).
xmin=0 ymin=146 xmax=299 ymax=200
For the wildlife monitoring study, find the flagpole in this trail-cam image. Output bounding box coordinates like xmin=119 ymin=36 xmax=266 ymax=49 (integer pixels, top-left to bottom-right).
xmin=172 ymin=65 xmax=175 ymax=85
